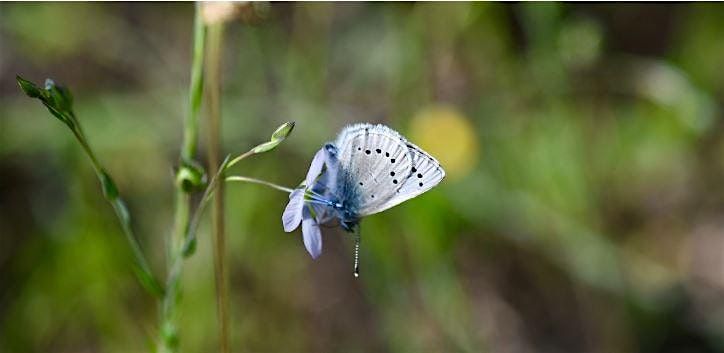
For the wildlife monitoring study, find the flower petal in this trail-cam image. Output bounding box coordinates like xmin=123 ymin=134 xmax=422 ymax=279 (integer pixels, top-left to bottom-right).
xmin=302 ymin=216 xmax=322 ymax=259
xmin=282 ymin=188 xmax=304 ymax=232
xmin=305 ymin=147 xmax=327 ymax=188
xmin=319 ymin=143 xmax=339 ymax=194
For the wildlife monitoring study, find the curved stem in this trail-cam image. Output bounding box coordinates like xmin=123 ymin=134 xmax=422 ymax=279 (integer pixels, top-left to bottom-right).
xmin=226 ymin=150 xmax=254 ymax=169
xmin=226 ymin=176 xmax=295 ymax=193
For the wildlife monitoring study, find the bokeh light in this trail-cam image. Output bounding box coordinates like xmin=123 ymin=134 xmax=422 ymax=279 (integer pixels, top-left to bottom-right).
xmin=409 ymin=105 xmax=479 ymax=180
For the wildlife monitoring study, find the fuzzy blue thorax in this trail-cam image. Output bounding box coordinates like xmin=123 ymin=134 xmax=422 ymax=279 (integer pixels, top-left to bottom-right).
xmin=322 ymin=143 xmax=363 ymax=230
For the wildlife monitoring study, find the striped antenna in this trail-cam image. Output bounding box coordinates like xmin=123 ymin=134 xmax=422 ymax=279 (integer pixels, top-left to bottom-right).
xmin=353 ymin=226 xmax=361 ymax=277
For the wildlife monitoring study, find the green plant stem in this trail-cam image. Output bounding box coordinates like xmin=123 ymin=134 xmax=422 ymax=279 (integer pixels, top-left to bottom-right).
xmin=181 ymin=160 xmax=293 ymax=258
xmin=205 ymin=21 xmax=230 ymax=353
xmin=159 ymin=4 xmax=206 ymax=353
xmin=225 ymin=176 xmax=295 ymax=193
xmin=182 ymin=3 xmax=207 ymax=160
xmin=226 ymin=150 xmax=254 ymax=169
xmin=182 ymin=149 xmax=275 ymax=253
xmin=71 ymin=121 xmax=163 ymax=296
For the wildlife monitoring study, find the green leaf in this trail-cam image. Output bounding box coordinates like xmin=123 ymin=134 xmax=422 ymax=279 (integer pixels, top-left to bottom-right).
xmin=16 ymin=76 xmax=43 ymax=98
xmin=133 ymin=264 xmax=165 ymax=297
xmin=100 ymin=170 xmax=119 ymax=200
xmin=182 ymin=238 xmax=197 ymax=257
xmin=251 ymin=121 xmax=295 ymax=153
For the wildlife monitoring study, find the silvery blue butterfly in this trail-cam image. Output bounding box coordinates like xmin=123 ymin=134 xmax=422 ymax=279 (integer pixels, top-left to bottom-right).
xmin=282 ymin=123 xmax=445 ymax=276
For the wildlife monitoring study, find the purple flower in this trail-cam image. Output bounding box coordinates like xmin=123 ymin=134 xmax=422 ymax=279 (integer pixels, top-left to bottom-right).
xmin=282 ymin=146 xmax=338 ymax=258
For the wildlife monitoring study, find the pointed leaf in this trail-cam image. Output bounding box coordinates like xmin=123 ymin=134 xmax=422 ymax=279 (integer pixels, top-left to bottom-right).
xmin=16 ymin=76 xmax=43 ymax=98
xmin=100 ymin=170 xmax=119 ymax=200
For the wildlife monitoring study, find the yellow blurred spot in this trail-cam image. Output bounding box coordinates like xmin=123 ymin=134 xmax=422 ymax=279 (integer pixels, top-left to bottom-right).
xmin=409 ymin=105 xmax=479 ymax=180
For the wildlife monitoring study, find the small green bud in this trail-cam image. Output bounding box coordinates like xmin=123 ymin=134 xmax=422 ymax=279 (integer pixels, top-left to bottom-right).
xmin=271 ymin=121 xmax=295 ymax=140
xmin=175 ymin=159 xmax=207 ymax=193
xmin=45 ymin=79 xmax=74 ymax=113
xmin=251 ymin=121 xmax=295 ymax=154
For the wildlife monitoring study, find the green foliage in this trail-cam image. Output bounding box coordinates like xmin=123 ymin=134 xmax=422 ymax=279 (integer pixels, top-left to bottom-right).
xmin=15 ymin=75 xmax=164 ymax=298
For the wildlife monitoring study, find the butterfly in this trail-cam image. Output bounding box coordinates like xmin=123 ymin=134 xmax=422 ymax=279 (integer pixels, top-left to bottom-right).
xmin=282 ymin=123 xmax=445 ymax=276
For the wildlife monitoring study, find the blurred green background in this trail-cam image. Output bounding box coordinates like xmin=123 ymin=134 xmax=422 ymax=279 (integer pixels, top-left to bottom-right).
xmin=3 ymin=2 xmax=724 ymax=352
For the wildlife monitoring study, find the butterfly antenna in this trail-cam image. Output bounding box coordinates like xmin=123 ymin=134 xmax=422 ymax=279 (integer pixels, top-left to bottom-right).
xmin=353 ymin=225 xmax=361 ymax=278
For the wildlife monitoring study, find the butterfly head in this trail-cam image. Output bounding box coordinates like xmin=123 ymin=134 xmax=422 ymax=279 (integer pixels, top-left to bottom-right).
xmin=336 ymin=203 xmax=359 ymax=232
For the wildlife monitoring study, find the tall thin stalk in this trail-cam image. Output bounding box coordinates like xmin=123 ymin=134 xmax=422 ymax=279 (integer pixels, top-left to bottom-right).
xmin=17 ymin=3 xmax=296 ymax=353
xmin=205 ymin=21 xmax=230 ymax=353
xmin=159 ymin=4 xmax=206 ymax=353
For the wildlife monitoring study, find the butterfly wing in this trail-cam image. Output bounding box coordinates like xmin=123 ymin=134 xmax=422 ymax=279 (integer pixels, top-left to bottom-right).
xmin=333 ymin=123 xmax=444 ymax=217
xmin=334 ymin=124 xmax=413 ymax=216
xmin=370 ymin=141 xmax=445 ymax=214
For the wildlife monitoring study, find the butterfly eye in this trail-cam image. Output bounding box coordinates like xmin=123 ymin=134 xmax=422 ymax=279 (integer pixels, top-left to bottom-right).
xmin=376 ymin=149 xmax=381 ymax=154
xmin=417 ymin=173 xmax=422 ymax=178
xmin=390 ymin=158 xmax=395 ymax=163
xmin=411 ymin=167 xmax=417 ymax=173
xmin=365 ymin=150 xmax=371 ymax=155
xmin=393 ymin=179 xmax=398 ymax=184
xmin=419 ymin=182 xmax=423 ymax=187
xmin=390 ymin=171 xmax=395 ymax=176
xmin=385 ymin=152 xmax=390 ymax=157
